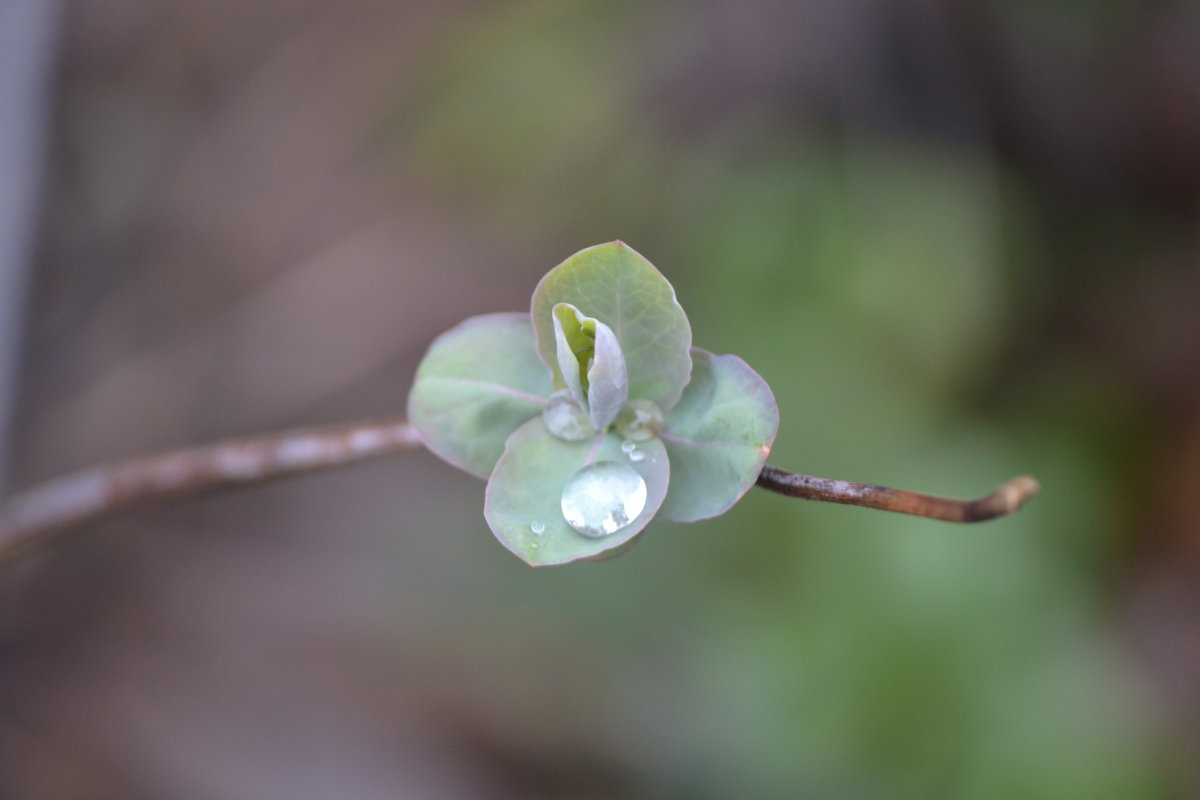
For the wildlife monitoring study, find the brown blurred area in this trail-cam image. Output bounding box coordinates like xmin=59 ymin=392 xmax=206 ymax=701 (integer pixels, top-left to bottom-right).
xmin=5 ymin=3 xmax=599 ymax=797
xmin=2 ymin=1 xmax=1200 ymax=798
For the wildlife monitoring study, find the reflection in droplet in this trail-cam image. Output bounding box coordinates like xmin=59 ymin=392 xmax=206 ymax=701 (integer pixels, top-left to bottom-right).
xmin=530 ymin=520 xmax=545 ymax=534
xmin=615 ymin=399 xmax=663 ymax=442
xmin=620 ymin=440 xmax=637 ymax=454
xmin=543 ymin=391 xmax=596 ymax=441
xmin=561 ymin=460 xmax=647 ymax=538
xmin=628 ymin=449 xmax=646 ymax=463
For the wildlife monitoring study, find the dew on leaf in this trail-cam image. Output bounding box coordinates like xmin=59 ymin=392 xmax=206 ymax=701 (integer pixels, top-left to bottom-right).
xmin=628 ymin=449 xmax=646 ymax=463
xmin=560 ymin=460 xmax=647 ymax=538
xmin=543 ymin=391 xmax=596 ymax=441
xmin=530 ymin=520 xmax=545 ymax=534
xmin=615 ymin=399 xmax=663 ymax=442
xmin=620 ymin=439 xmax=637 ymax=454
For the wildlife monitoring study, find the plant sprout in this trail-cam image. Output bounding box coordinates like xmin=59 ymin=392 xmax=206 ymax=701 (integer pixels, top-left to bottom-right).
xmin=408 ymin=241 xmax=778 ymax=565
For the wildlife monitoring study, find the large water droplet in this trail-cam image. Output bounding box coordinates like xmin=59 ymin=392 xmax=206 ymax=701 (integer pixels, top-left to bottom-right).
xmin=561 ymin=460 xmax=647 ymax=538
xmin=543 ymin=391 xmax=596 ymax=441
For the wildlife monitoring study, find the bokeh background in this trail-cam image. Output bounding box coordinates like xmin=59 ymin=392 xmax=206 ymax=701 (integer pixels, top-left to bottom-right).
xmin=2 ymin=1 xmax=1199 ymax=797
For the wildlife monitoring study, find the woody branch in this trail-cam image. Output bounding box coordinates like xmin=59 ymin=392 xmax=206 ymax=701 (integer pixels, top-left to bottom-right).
xmin=0 ymin=418 xmax=1039 ymax=565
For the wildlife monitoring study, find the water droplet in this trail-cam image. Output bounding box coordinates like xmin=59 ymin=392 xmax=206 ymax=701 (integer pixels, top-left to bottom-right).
xmin=543 ymin=391 xmax=596 ymax=441
xmin=561 ymin=460 xmax=647 ymax=538
xmin=530 ymin=520 xmax=545 ymax=534
xmin=615 ymin=399 xmax=663 ymax=442
xmin=628 ymin=449 xmax=646 ymax=462
xmin=620 ymin=439 xmax=637 ymax=454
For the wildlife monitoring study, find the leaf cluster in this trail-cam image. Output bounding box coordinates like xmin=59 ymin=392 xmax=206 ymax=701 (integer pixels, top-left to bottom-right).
xmin=408 ymin=242 xmax=778 ymax=565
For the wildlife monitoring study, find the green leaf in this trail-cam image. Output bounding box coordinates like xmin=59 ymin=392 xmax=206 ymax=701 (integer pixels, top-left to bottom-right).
xmin=657 ymin=349 xmax=779 ymax=522
xmin=407 ymin=313 xmax=552 ymax=478
xmin=484 ymin=419 xmax=669 ymax=565
xmin=532 ymin=242 xmax=692 ymax=411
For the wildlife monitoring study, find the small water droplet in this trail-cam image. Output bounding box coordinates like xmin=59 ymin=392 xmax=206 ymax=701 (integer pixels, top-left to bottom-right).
xmin=543 ymin=391 xmax=596 ymax=441
xmin=615 ymin=399 xmax=663 ymax=441
xmin=620 ymin=439 xmax=637 ymax=454
xmin=628 ymin=449 xmax=646 ymax=462
xmin=530 ymin=520 xmax=545 ymax=534
xmin=561 ymin=460 xmax=648 ymax=538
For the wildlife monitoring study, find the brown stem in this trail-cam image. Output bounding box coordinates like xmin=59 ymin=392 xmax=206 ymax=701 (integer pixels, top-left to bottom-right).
xmin=756 ymin=464 xmax=1041 ymax=522
xmin=0 ymin=417 xmax=422 ymax=563
xmin=0 ymin=420 xmax=1040 ymax=566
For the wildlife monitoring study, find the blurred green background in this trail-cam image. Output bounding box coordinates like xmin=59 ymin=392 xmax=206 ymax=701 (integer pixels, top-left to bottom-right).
xmin=3 ymin=1 xmax=1199 ymax=798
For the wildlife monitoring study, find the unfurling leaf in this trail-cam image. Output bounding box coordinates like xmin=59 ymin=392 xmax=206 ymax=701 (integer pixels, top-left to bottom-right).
xmin=551 ymin=302 xmax=627 ymax=430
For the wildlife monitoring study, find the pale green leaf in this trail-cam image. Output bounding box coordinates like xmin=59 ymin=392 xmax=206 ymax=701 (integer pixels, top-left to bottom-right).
xmin=657 ymin=349 xmax=779 ymax=521
xmin=532 ymin=242 xmax=692 ymax=410
xmin=484 ymin=419 xmax=669 ymax=565
xmin=552 ymin=304 xmax=589 ymax=407
xmin=551 ymin=302 xmax=628 ymax=429
xmin=585 ymin=319 xmax=627 ymax=430
xmin=407 ymin=313 xmax=552 ymax=478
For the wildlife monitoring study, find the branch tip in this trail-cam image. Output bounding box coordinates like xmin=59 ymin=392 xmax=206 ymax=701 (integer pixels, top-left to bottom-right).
xmin=755 ymin=465 xmax=1040 ymax=523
